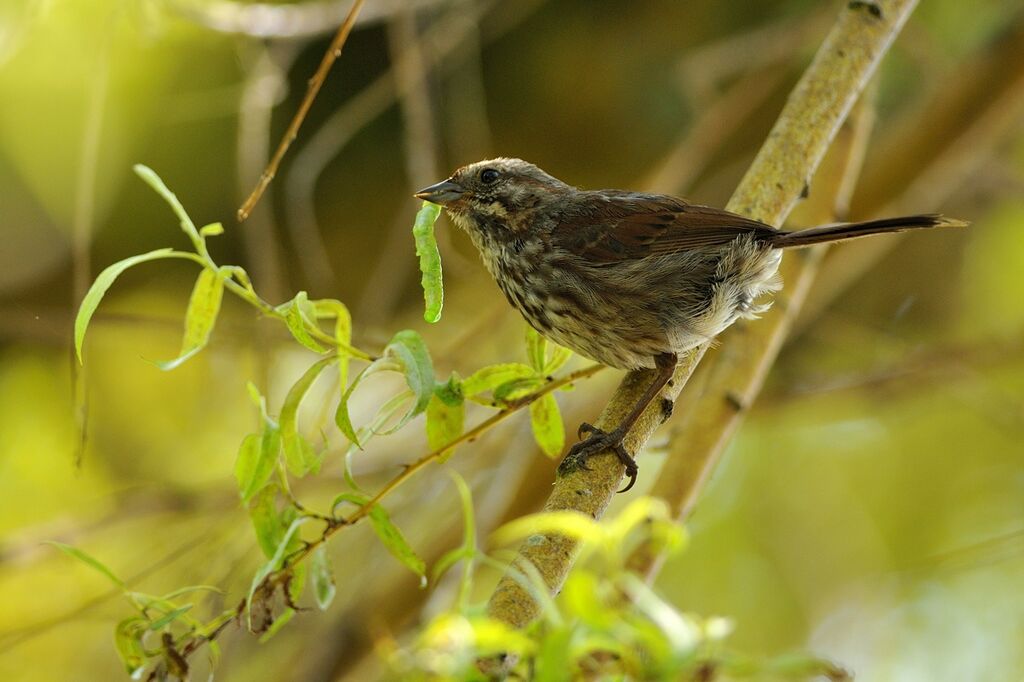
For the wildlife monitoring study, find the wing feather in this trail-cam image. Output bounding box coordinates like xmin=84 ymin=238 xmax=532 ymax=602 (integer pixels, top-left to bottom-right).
xmin=556 ymin=191 xmax=780 ymax=263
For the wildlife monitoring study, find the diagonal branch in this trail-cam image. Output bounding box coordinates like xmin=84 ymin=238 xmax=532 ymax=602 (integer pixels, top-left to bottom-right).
xmin=486 ymin=0 xmax=921 ymax=631
xmin=628 ymin=86 xmax=879 ymax=580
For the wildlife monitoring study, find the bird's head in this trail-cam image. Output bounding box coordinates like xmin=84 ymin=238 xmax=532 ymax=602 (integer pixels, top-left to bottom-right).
xmin=414 ymin=158 xmax=571 ymax=235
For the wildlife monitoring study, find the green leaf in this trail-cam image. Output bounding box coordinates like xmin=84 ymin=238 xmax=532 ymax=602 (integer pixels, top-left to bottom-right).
xmin=533 ymin=627 xmax=574 ymax=682
xmin=431 ymin=546 xmax=473 ymax=585
xmin=133 ymin=164 xmax=201 ymax=245
xmin=199 ymin=222 xmax=224 ymax=237
xmin=258 ymin=607 xmax=295 ymax=642
xmin=412 ymin=201 xmax=444 ymax=323
xmin=493 ymin=376 xmax=544 ymax=404
xmin=310 ymin=545 xmax=336 ymax=611
xmin=330 ymin=491 xmax=369 ymax=513
xmin=384 ymin=330 xmax=435 ymax=421
xmin=314 ymin=298 xmax=353 ymax=389
xmin=156 ymin=267 xmax=225 ymax=370
xmin=280 ymin=356 xmax=336 ymax=476
xmin=434 ymin=372 xmax=463 ymax=406
xmin=492 ymin=510 xmax=603 ymax=547
xmin=530 ymin=393 xmax=565 ymax=458
xmin=461 ymin=363 xmax=535 ymax=398
xmin=248 ymin=486 xmax=284 ymax=559
xmin=246 ymin=381 xmax=265 ymax=411
xmin=114 ymin=617 xmax=148 ymax=675
xmin=288 ymin=560 xmax=307 ymax=604
xmin=543 ymin=344 xmax=573 ymax=375
xmin=234 ymin=429 xmax=280 ymax=502
xmin=525 ymin=325 xmax=572 ymax=375
xmin=46 ymin=541 xmax=124 ymax=588
xmin=526 ymin=326 xmax=547 ymax=372
xmin=247 ymin=518 xmax=308 ymax=628
xmin=426 ymin=377 xmax=464 ymax=460
xmin=283 ymin=292 xmax=327 ymax=353
xmin=368 ymin=504 xmax=426 ymax=584
xmin=439 ymin=472 xmax=478 ymax=609
xmin=284 ymin=436 xmax=319 ymax=479
xmin=334 ymin=494 xmax=425 ymax=583
xmin=160 ymin=585 xmax=224 ymax=601
xmin=148 ymin=604 xmax=193 ymax=631
xmin=335 ymin=366 xmax=369 ymax=448
xmin=74 ymin=248 xmax=178 ymax=363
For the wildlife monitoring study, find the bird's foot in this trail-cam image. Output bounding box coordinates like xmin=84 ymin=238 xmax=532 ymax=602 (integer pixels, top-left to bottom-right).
xmin=557 ymin=422 xmax=639 ymax=493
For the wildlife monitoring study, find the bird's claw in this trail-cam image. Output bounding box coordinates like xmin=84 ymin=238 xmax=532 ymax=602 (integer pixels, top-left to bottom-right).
xmin=558 ymin=424 xmax=639 ymax=493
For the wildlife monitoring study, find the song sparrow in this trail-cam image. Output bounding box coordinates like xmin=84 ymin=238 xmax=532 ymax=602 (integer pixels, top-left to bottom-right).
xmin=415 ymin=158 xmax=964 ymax=491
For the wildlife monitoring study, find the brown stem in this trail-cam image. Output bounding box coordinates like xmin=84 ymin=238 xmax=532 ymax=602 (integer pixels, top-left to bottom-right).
xmin=236 ymin=0 xmax=366 ymax=222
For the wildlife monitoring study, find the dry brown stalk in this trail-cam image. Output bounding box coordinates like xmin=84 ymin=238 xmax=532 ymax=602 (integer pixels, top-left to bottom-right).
xmin=236 ymin=0 xmax=366 ymax=222
xmin=485 ymin=0 xmax=922 ymax=631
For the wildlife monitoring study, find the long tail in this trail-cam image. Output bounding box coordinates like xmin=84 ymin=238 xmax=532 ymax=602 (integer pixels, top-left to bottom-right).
xmin=768 ymin=214 xmax=967 ymax=249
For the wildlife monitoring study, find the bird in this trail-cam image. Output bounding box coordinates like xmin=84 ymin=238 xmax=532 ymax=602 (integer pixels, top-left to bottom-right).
xmin=415 ymin=157 xmax=965 ymax=492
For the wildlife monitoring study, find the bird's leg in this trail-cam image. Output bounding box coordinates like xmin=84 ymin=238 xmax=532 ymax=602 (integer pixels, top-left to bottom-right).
xmin=558 ymin=352 xmax=678 ymax=493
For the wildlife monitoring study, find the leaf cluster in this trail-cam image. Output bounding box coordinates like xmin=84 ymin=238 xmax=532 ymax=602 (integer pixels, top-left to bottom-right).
xmin=70 ymin=168 xmax=588 ymax=678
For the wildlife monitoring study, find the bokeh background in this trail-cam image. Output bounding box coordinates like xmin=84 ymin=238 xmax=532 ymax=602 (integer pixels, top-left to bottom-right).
xmin=2 ymin=0 xmax=1023 ymax=680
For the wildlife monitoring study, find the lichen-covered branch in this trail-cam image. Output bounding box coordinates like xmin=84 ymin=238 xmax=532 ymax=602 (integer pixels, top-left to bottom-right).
xmin=486 ymin=0 xmax=921 ymax=631
xmin=627 ymin=90 xmax=878 ymax=579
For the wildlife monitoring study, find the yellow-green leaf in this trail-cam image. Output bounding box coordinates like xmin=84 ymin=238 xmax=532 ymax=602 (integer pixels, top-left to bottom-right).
xmin=383 ymin=330 xmax=435 ymax=425
xmin=283 ymin=292 xmax=327 ymax=353
xmin=310 ymin=545 xmax=336 ymax=611
xmin=367 ymin=504 xmax=425 ymax=583
xmin=248 ymin=486 xmax=283 ymax=559
xmin=148 ymin=604 xmax=193 ymax=631
xmin=114 ymin=617 xmax=148 ymax=675
xmin=74 ymin=248 xmax=178 ymax=363
xmin=47 ymin=541 xmax=125 ymax=588
xmin=156 ymin=267 xmax=225 ymax=371
xmin=529 ymin=393 xmax=564 ymax=458
xmin=280 ymin=356 xmax=336 ymax=476
xmin=335 ymin=366 xmax=369 ymax=448
xmin=462 ymin=363 xmax=536 ymax=398
xmin=426 ymin=390 xmax=464 ymax=460
xmin=314 ymin=298 xmax=353 ymax=389
xmin=247 ymin=518 xmax=308 ymax=629
xmin=234 ymin=430 xmax=279 ymax=502
xmin=492 ymin=510 xmax=603 ymax=547
xmin=526 ymin=326 xmax=547 ymax=372
xmin=133 ymin=164 xmax=200 ymax=245
xmin=412 ymin=201 xmax=444 ymax=323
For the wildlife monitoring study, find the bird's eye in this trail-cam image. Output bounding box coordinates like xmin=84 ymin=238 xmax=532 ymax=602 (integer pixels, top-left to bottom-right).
xmin=480 ymin=168 xmax=500 ymax=185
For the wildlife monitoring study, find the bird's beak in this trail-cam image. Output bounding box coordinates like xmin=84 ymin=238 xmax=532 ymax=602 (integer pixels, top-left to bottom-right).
xmin=414 ymin=179 xmax=465 ymax=205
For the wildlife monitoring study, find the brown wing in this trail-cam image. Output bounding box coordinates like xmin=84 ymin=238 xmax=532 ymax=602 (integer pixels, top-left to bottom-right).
xmin=556 ymin=191 xmax=781 ymax=263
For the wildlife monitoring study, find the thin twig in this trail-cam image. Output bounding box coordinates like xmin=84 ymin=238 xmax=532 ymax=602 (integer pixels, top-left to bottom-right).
xmin=236 ymin=0 xmax=366 ymax=222
xmin=289 ymin=364 xmax=604 ymax=566
xmin=485 ymin=0 xmax=922 ymax=632
xmin=236 ymin=43 xmax=299 ymax=301
xmin=282 ymin=0 xmax=544 ymax=286
xmin=163 ymin=363 xmax=602 ymax=669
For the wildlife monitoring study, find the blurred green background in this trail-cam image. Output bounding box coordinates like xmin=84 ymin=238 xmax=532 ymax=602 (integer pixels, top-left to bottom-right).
xmin=1 ymin=0 xmax=1023 ymax=680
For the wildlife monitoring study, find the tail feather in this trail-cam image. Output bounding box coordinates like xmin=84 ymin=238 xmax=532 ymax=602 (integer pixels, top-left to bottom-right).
xmin=769 ymin=214 xmax=967 ymax=249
